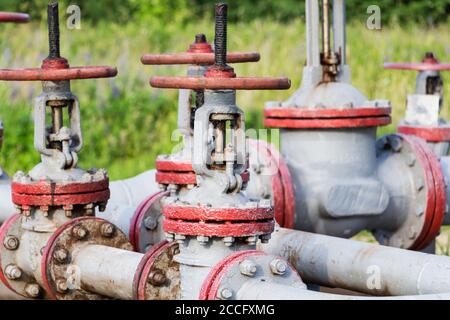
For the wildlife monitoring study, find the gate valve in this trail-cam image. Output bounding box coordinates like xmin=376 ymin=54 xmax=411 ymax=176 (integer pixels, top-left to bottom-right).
xmin=151 ymin=3 xmax=290 ymax=246
xmin=143 ymin=34 xmax=260 ymax=190
xmin=385 ymin=52 xmax=450 ymax=143
xmin=0 ymin=3 xmax=128 ymax=300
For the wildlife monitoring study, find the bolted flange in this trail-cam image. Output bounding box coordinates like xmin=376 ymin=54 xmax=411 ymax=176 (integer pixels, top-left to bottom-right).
xmin=133 ymin=241 xmax=181 ymax=300
xmin=199 ymin=250 xmax=305 ymax=300
xmin=41 ymin=217 xmax=133 ymax=300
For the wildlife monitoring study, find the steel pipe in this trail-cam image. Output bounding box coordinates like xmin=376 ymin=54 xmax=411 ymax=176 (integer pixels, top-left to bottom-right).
xmin=72 ymin=244 xmax=143 ymax=300
xmin=237 ymin=280 xmax=450 ymax=300
xmin=260 ymin=227 xmax=450 ymax=296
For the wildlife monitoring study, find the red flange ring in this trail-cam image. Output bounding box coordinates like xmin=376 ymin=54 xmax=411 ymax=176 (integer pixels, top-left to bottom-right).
xmin=264 ymin=107 xmax=392 ymax=119
xmin=141 ymin=52 xmax=260 ymax=66
xmin=384 ymin=62 xmax=450 ymax=72
xmin=12 ymin=179 xmax=110 ymax=207
xmin=133 ymin=241 xmax=181 ymax=300
xmin=402 ymin=135 xmax=446 ymax=250
xmin=156 ymin=160 xmax=193 ymax=172
xmin=129 ymin=191 xmax=169 ymax=252
xmin=0 ymin=12 xmax=29 ymax=23
xmin=163 ymin=219 xmax=274 ymax=238
xmin=398 ymin=125 xmax=450 ymax=143
xmin=155 ymin=172 xmax=197 ymax=185
xmin=265 ymin=116 xmax=391 ymax=129
xmin=150 ymin=76 xmax=291 ymax=90
xmin=164 ymin=205 xmax=273 ymax=221
xmin=41 ymin=216 xmax=133 ymax=300
xmin=199 ymin=250 xmax=264 ymax=300
xmin=251 ymin=139 xmax=296 ymax=229
xmin=248 ymin=140 xmax=285 ymax=227
xmin=0 ymin=66 xmax=117 ymax=81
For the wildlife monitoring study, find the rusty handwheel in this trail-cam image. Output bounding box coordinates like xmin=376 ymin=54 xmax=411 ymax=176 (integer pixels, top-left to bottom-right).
xmin=0 ymin=12 xmax=29 ymax=23
xmin=0 ymin=4 xmax=116 ymax=82
xmin=385 ymin=52 xmax=450 ymax=72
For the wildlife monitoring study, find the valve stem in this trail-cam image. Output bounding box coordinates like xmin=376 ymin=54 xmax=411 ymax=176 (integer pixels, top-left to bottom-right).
xmin=47 ymin=2 xmax=61 ymax=59
xmin=214 ymin=3 xmax=228 ymax=68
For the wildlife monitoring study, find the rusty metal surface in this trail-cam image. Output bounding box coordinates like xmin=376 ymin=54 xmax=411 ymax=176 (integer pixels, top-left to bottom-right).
xmin=150 ymin=76 xmax=291 ymax=90
xmin=41 ymin=217 xmax=133 ymax=300
xmin=134 ymin=241 xmax=181 ymax=300
xmin=384 ymin=62 xmax=450 ymax=72
xmin=0 ymin=66 xmax=117 ymax=81
xmin=164 ymin=204 xmax=273 ymax=221
xmin=155 ymin=171 xmax=197 ymax=186
xmin=398 ymin=125 xmax=450 ymax=142
xmin=0 ymin=12 xmax=29 ymax=23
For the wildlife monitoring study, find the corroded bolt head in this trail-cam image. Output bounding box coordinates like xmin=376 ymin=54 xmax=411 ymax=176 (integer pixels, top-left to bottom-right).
xmin=269 ymin=259 xmax=288 ymax=276
xmin=100 ymin=223 xmax=116 ymax=238
xmin=197 ymin=236 xmax=210 ymax=246
xmin=218 ymin=287 xmax=233 ymax=300
xmin=239 ymin=259 xmax=257 ymax=277
xmin=72 ymin=225 xmax=88 ymax=240
xmin=5 ymin=264 xmax=22 ymax=280
xmin=25 ymin=283 xmax=41 ymax=298
xmin=148 ymin=270 xmax=167 ymax=286
xmin=144 ymin=217 xmax=158 ymax=231
xmin=56 ymin=278 xmax=68 ymax=293
xmin=53 ymin=248 xmax=69 ymax=263
xmin=3 ymin=236 xmax=19 ymax=250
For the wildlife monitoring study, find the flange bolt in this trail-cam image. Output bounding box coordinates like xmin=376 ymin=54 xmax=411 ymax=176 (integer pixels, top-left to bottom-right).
xmin=239 ymin=259 xmax=257 ymax=277
xmin=148 ymin=270 xmax=167 ymax=287
xmin=100 ymin=223 xmax=116 ymax=238
xmin=218 ymin=287 xmax=233 ymax=300
xmin=5 ymin=264 xmax=22 ymax=280
xmin=72 ymin=225 xmax=88 ymax=240
xmin=53 ymin=248 xmax=69 ymax=263
xmin=25 ymin=283 xmax=41 ymax=298
xmin=269 ymin=258 xmax=288 ymax=276
xmin=3 ymin=235 xmax=19 ymax=250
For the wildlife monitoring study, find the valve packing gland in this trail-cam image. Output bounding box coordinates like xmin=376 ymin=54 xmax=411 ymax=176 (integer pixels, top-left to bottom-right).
xmin=11 ymin=178 xmax=110 ymax=208
xmin=398 ymin=125 xmax=450 ymax=143
xmin=264 ymin=107 xmax=392 ymax=129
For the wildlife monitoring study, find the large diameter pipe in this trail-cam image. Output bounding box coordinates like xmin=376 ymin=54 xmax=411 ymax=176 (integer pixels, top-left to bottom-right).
xmin=260 ymin=227 xmax=450 ymax=296
xmin=237 ymin=280 xmax=450 ymax=300
xmin=72 ymin=245 xmax=143 ymax=300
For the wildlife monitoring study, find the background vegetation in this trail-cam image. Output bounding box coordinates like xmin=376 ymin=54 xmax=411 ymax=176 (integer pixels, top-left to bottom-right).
xmin=0 ymin=1 xmax=449 ymax=249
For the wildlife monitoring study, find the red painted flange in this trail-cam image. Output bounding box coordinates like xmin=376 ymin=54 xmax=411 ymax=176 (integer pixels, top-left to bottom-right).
xmin=129 ymin=191 xmax=169 ymax=252
xmin=401 ymin=135 xmax=446 ymax=251
xmin=265 ymin=116 xmax=391 ymax=129
xmin=0 ymin=214 xmax=21 ymax=292
xmin=156 ymin=160 xmax=193 ymax=172
xmin=163 ymin=204 xmax=273 ymax=221
xmin=163 ymin=219 xmax=274 ymax=237
xmin=264 ymin=107 xmax=392 ymax=119
xmin=11 ymin=179 xmax=110 ymax=207
xmin=396 ymin=134 xmax=445 ymax=250
xmin=155 ymin=171 xmax=197 ymax=185
xmin=132 ymin=240 xmax=169 ymax=299
xmin=199 ymin=250 xmax=263 ymax=300
xmin=0 ymin=12 xmax=29 ymax=23
xmin=398 ymin=125 xmax=450 ymax=143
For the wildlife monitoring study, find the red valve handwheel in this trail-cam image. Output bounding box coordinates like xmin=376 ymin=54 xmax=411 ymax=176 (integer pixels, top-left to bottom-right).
xmin=0 ymin=12 xmax=29 ymax=23
xmin=384 ymin=53 xmax=450 ymax=72
xmin=150 ymin=76 xmax=291 ymax=90
xmin=141 ymin=52 xmax=260 ymax=66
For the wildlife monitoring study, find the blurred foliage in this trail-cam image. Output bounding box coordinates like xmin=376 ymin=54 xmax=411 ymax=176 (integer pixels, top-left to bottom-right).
xmin=1 ymin=0 xmax=449 ymax=25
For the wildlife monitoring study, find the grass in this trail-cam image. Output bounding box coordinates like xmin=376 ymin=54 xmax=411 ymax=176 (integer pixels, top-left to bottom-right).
xmin=1 ymin=18 xmax=450 ymax=253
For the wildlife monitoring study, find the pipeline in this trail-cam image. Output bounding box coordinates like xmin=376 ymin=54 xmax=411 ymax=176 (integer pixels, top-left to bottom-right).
xmin=260 ymin=227 xmax=450 ymax=296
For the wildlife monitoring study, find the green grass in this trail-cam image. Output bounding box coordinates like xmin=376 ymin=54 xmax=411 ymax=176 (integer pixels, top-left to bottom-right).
xmin=0 ymin=19 xmax=450 ymax=180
